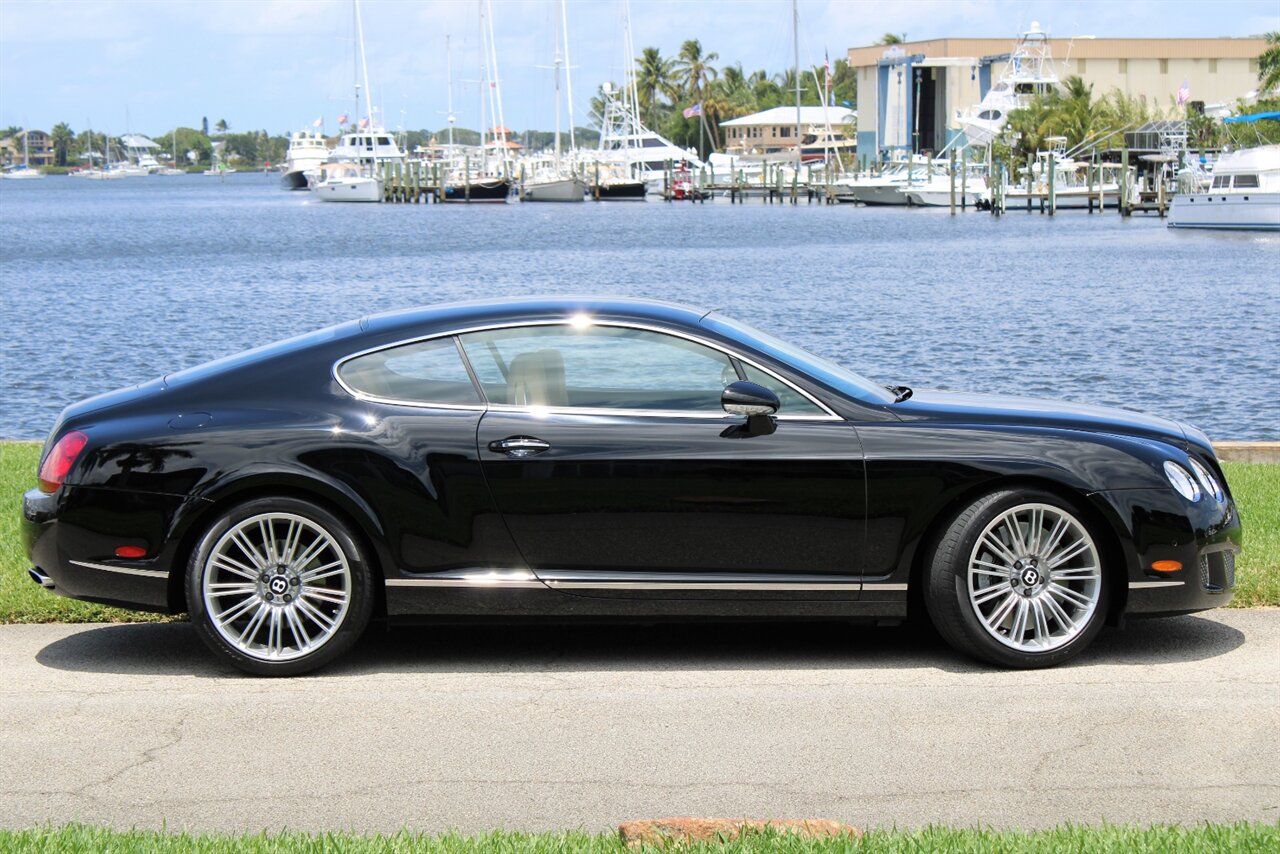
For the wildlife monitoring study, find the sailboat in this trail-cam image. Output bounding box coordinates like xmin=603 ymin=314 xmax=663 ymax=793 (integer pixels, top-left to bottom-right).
xmin=1 ymin=130 xmax=46 ymax=179
xmin=522 ymin=0 xmax=587 ymax=202
xmin=444 ymin=0 xmax=512 ymax=203
xmin=310 ymin=0 xmax=389 ymax=203
xmin=156 ymin=130 xmax=187 ymax=175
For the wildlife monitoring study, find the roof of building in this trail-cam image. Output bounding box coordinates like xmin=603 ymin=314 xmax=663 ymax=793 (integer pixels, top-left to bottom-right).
xmin=847 ymin=36 xmax=1269 ymax=67
xmin=721 ymin=106 xmax=856 ymax=127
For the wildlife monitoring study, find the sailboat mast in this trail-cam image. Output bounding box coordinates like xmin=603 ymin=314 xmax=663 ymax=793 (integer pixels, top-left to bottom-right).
xmin=355 ymin=0 xmax=374 ymax=128
xmin=560 ymin=0 xmax=575 ymax=151
xmin=485 ymin=0 xmax=509 ymax=174
xmin=478 ymin=1 xmax=489 ymax=172
xmin=553 ymin=16 xmax=562 ymax=167
xmin=793 ymin=0 xmax=801 ymax=172
xmin=446 ymin=35 xmax=455 ymax=151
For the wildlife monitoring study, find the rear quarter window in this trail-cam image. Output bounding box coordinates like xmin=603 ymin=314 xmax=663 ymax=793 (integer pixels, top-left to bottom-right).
xmin=338 ymin=337 xmax=481 ymax=406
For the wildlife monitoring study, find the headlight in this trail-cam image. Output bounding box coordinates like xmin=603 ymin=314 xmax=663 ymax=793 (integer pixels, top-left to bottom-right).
xmin=1163 ymin=461 xmax=1201 ymax=502
xmin=1188 ymin=458 xmax=1225 ymax=502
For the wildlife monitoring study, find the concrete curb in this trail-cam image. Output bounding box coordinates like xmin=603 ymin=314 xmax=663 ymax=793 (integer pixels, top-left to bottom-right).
xmin=1214 ymin=442 xmax=1280 ymax=464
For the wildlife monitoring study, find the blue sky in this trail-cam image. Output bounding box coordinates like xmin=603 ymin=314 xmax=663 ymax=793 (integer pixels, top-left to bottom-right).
xmin=2 ymin=0 xmax=1277 ymax=137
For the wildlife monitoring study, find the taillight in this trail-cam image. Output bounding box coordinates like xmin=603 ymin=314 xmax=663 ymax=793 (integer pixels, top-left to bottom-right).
xmin=38 ymin=431 xmax=88 ymax=493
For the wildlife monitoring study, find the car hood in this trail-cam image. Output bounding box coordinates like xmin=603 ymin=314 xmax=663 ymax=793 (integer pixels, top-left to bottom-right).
xmin=892 ymin=388 xmax=1188 ymax=445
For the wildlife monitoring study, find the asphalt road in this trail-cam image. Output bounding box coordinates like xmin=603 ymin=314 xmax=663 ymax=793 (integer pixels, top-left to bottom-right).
xmin=2 ymin=610 xmax=1278 ymax=834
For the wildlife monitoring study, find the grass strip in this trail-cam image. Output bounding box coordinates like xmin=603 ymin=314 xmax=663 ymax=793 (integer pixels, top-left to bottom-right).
xmin=1 ymin=823 xmax=1279 ymax=853
xmin=2 ymin=441 xmax=1278 ymax=622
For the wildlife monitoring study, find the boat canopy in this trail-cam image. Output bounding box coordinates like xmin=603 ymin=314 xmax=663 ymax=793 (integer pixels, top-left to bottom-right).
xmin=1223 ymin=112 xmax=1280 ymax=124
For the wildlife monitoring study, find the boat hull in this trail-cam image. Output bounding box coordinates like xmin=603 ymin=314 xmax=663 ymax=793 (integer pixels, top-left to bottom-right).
xmin=444 ymin=179 xmax=512 ymax=203
xmin=595 ymin=180 xmax=647 ymax=200
xmin=853 ymin=184 xmax=910 ymax=206
xmin=1168 ymin=192 xmax=1280 ymax=231
xmin=280 ymin=169 xmax=311 ymax=191
xmin=522 ymin=177 xmax=587 ymax=202
xmin=310 ymin=177 xmax=383 ymax=203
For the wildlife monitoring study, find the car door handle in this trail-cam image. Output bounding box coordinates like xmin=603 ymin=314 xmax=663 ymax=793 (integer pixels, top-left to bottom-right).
xmin=488 ymin=436 xmax=551 ymax=457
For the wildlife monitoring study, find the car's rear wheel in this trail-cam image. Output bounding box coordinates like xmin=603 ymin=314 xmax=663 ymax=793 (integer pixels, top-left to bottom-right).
xmin=925 ymin=489 xmax=1109 ymax=668
xmin=187 ymin=497 xmax=373 ymax=676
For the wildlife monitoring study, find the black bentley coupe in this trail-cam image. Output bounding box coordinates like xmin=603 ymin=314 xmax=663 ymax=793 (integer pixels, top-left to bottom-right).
xmin=22 ymin=298 xmax=1241 ymax=674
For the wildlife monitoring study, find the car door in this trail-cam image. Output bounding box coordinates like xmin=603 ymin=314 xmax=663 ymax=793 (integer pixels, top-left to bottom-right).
xmin=461 ymin=322 xmax=866 ymax=599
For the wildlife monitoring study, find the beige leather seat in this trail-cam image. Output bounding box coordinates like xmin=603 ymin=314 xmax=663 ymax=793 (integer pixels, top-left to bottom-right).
xmin=506 ymin=349 xmax=567 ymax=406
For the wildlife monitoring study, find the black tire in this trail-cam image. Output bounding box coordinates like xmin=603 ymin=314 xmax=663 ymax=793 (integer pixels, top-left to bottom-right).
xmin=925 ymin=488 xmax=1110 ymax=669
xmin=187 ymin=497 xmax=374 ymax=676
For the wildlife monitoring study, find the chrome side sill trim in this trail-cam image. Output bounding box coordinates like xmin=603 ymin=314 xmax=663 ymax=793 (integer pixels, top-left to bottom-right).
xmin=387 ymin=569 xmax=546 ymax=588
xmin=1128 ymin=580 xmax=1186 ymax=589
xmin=545 ymin=580 xmax=863 ymax=591
xmin=69 ymin=560 xmax=169 ymax=579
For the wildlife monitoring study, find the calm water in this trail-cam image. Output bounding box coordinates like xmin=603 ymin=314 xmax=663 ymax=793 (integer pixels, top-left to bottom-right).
xmin=1 ymin=174 xmax=1277 ymax=440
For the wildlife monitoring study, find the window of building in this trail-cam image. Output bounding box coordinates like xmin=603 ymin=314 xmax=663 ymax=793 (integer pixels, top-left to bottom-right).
xmin=338 ymin=337 xmax=481 ymax=405
xmin=780 ymin=127 xmax=790 ymax=138
xmin=1208 ymin=58 xmax=1218 ymax=73
xmin=1159 ymin=58 xmax=1169 ymax=74
xmin=1118 ymin=58 xmax=1128 ymax=73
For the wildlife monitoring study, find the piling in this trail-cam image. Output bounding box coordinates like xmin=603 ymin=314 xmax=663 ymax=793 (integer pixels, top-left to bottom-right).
xmin=949 ymin=148 xmax=956 ymax=215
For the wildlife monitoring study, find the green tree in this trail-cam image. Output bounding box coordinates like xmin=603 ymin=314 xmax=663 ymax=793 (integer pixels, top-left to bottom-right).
xmin=1260 ymin=32 xmax=1280 ymax=93
xmin=673 ymin=39 xmax=718 ymax=102
xmin=50 ymin=122 xmax=75 ymax=167
xmin=877 ymin=33 xmax=907 ymax=46
xmin=214 ymin=118 xmax=229 ymax=135
xmin=634 ymin=47 xmax=677 ymax=130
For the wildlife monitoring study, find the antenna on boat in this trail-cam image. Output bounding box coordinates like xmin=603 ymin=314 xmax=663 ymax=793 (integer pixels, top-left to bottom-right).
xmin=793 ymin=0 xmax=801 ymax=174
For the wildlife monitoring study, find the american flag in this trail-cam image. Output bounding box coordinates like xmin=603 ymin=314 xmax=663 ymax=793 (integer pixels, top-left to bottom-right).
xmin=1177 ymin=80 xmax=1191 ymax=105
xmin=337 ymin=113 xmax=349 ymax=125
xmin=683 ymin=102 xmax=702 ymax=119
xmin=358 ymin=117 xmax=370 ymax=129
xmin=312 ymin=117 xmax=323 ymax=129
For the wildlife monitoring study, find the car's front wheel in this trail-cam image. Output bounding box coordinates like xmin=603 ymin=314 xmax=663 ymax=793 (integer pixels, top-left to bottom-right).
xmin=187 ymin=497 xmax=374 ymax=676
xmin=925 ymin=489 xmax=1109 ymax=668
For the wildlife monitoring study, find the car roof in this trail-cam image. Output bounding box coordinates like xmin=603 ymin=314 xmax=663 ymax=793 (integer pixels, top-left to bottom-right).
xmin=359 ymin=297 xmax=710 ymax=337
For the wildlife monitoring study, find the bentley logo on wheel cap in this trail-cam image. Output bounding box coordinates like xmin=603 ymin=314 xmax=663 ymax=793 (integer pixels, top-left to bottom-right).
xmin=1021 ymin=568 xmax=1041 ymax=586
xmin=268 ymin=576 xmax=289 ymax=595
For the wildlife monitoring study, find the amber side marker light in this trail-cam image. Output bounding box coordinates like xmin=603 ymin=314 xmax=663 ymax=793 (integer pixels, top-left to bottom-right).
xmin=1151 ymin=560 xmax=1183 ymax=573
xmin=114 ymin=546 xmax=147 ymax=559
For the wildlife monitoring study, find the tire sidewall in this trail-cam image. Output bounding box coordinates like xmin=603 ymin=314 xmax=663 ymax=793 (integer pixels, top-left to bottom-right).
xmin=187 ymin=496 xmax=374 ymax=676
xmin=927 ymin=488 xmax=1110 ymax=669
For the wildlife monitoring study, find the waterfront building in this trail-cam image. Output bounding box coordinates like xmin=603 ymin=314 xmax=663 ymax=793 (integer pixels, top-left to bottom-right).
xmin=721 ymin=106 xmax=856 ymax=157
xmin=1 ymin=129 xmax=54 ymax=167
xmin=847 ymin=36 xmax=1269 ymax=163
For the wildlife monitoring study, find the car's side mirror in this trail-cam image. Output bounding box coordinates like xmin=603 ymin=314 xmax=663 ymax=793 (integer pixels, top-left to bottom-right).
xmin=721 ymin=381 xmax=779 ymax=437
xmin=722 ymin=381 xmax=780 ymax=417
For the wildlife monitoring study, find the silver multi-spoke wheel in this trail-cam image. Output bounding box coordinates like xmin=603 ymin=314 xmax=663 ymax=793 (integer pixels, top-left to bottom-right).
xmin=966 ymin=502 xmax=1101 ymax=653
xmin=202 ymin=512 xmax=352 ymax=662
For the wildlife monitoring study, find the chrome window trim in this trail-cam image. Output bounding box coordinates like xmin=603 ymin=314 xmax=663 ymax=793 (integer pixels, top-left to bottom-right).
xmin=332 ymin=318 xmax=841 ymax=420
xmin=70 ymin=559 xmax=169 ymax=579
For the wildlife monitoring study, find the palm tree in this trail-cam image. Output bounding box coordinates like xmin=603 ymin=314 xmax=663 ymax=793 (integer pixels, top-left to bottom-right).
xmin=876 ymin=33 xmax=907 ymax=46
xmin=50 ymin=122 xmax=74 ymax=167
xmin=634 ymin=47 xmax=676 ymax=130
xmin=672 ymin=39 xmax=719 ymax=104
xmin=1260 ymin=31 xmax=1280 ymax=93
xmin=215 ymin=118 xmax=229 ymax=135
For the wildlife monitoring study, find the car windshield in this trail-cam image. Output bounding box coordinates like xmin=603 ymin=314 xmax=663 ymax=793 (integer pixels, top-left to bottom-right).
xmin=701 ymin=312 xmax=895 ymax=405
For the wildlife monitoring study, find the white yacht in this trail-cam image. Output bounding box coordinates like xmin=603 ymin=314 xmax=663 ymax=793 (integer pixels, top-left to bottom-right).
xmin=327 ymin=130 xmax=404 ymax=169
xmin=281 ymin=130 xmax=330 ymax=190
xmin=958 ymin=22 xmax=1060 ymax=147
xmin=120 ymin=135 xmax=162 ymax=174
xmin=309 ymin=161 xmax=383 ymax=203
xmin=1169 ymin=143 xmax=1280 ymax=231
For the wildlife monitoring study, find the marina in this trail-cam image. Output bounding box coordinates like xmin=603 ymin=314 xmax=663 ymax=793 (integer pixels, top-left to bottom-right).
xmin=0 ymin=173 xmax=1276 ymax=443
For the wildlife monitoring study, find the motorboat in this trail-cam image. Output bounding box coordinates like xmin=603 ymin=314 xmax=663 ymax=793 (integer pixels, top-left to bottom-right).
xmin=281 ymin=130 xmax=330 ymax=190
xmin=958 ymin=22 xmax=1060 ymax=147
xmin=1168 ymin=111 xmax=1279 ymax=230
xmin=1169 ymin=139 xmax=1280 ymax=231
xmin=308 ymin=161 xmax=382 ymax=202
